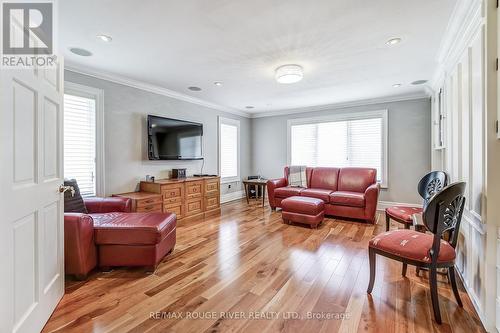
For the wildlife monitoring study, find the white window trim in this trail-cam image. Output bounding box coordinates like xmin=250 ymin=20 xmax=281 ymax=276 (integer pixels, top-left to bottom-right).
xmin=286 ymin=109 xmax=389 ymax=188
xmin=218 ymin=116 xmax=240 ymax=184
xmin=64 ymin=81 xmax=105 ymax=196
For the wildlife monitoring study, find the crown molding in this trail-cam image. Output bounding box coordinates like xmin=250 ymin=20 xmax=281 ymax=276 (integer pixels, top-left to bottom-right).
xmin=249 ymin=92 xmax=430 ymax=118
xmin=429 ymin=0 xmax=484 ymax=91
xmin=64 ymin=62 xmax=251 ymax=118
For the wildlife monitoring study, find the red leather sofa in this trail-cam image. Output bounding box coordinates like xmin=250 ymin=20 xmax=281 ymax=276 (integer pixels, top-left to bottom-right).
xmin=64 ymin=197 xmax=176 ymax=279
xmin=267 ymin=167 xmax=380 ymax=223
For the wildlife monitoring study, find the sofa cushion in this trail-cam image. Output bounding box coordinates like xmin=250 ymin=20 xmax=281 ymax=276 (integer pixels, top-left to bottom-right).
xmin=338 ymin=167 xmax=377 ymax=192
xmin=281 ymin=196 xmax=324 ymax=215
xmin=309 ymin=167 xmax=340 ymax=191
xmin=369 ymin=230 xmax=456 ymax=263
xmin=301 ymin=188 xmax=333 ymax=202
xmin=274 ymin=186 xmax=304 ymax=198
xmin=92 ymin=212 xmax=176 ymax=245
xmin=329 ymin=191 xmax=365 ymax=207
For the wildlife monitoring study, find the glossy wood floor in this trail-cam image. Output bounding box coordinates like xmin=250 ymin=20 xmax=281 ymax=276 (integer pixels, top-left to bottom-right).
xmin=43 ymin=199 xmax=484 ymax=333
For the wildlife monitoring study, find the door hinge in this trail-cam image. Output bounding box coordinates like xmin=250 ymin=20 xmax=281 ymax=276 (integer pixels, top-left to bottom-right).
xmin=496 ymin=58 xmax=499 ymax=71
xmin=497 ymin=0 xmax=499 ymax=8
xmin=496 ymin=120 xmax=499 ymax=133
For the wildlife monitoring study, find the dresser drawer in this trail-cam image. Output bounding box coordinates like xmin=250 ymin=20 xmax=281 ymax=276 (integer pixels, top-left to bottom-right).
xmin=164 ymin=204 xmax=182 ymax=218
xmin=136 ymin=196 xmax=163 ymax=208
xmin=136 ymin=203 xmax=162 ymax=213
xmin=186 ymin=181 xmax=203 ymax=199
xmin=185 ymin=198 xmax=203 ymax=216
xmin=205 ymin=195 xmax=220 ymax=211
xmin=205 ymin=179 xmax=219 ymax=195
xmin=162 ymin=184 xmax=183 ymax=199
xmin=163 ymin=196 xmax=182 ymax=206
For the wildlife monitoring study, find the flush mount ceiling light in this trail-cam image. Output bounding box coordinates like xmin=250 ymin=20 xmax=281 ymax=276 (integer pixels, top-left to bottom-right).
xmin=411 ymin=79 xmax=428 ymax=85
xmin=69 ymin=47 xmax=92 ymax=56
xmin=392 ymin=83 xmax=402 ymax=88
xmin=214 ymin=81 xmax=223 ymax=86
xmin=96 ymin=34 xmax=112 ymax=42
xmin=386 ymin=37 xmax=402 ymax=46
xmin=245 ymin=105 xmax=254 ymax=109
xmin=275 ymin=64 xmax=303 ymax=84
xmin=188 ymin=86 xmax=202 ymax=91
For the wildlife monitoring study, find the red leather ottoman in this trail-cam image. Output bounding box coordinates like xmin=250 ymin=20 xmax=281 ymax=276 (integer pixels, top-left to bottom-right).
xmin=91 ymin=212 xmax=176 ymax=271
xmin=281 ymin=196 xmax=325 ymax=229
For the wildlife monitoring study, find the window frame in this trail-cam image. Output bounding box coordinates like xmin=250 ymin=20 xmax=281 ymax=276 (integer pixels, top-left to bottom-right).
xmin=218 ymin=116 xmax=241 ymax=184
xmin=287 ymin=109 xmax=389 ymax=188
xmin=64 ymin=81 xmax=105 ymax=196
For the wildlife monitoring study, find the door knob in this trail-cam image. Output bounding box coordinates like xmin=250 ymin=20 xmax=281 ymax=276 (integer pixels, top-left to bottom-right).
xmin=59 ymin=185 xmax=75 ymax=197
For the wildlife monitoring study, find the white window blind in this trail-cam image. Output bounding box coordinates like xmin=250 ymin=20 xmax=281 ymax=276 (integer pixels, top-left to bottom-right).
xmin=290 ymin=115 xmax=385 ymax=184
xmin=64 ymin=93 xmax=96 ymax=197
xmin=219 ymin=119 xmax=239 ymax=181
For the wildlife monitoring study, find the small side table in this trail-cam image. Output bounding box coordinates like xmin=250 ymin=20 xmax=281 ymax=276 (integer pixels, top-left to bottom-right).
xmin=242 ymin=179 xmax=268 ymax=207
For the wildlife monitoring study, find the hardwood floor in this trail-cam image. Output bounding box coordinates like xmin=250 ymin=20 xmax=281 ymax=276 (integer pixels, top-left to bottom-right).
xmin=43 ymin=199 xmax=484 ymax=333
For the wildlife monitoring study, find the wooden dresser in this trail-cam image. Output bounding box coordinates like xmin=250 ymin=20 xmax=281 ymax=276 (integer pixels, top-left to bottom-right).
xmin=138 ymin=176 xmax=220 ymax=221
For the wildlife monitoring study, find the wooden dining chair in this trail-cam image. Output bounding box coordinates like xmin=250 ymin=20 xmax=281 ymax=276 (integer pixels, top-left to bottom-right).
xmin=385 ymin=171 xmax=448 ymax=231
xmin=368 ymin=182 xmax=466 ymax=324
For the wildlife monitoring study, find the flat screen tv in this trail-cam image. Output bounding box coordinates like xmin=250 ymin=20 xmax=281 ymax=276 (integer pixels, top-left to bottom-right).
xmin=147 ymin=115 xmax=203 ymax=160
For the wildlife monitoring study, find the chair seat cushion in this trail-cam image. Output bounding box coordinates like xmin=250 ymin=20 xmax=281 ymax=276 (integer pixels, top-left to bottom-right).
xmin=274 ymin=186 xmax=304 ymax=198
xmin=301 ymin=188 xmax=333 ymax=202
xmin=91 ymin=212 xmax=177 ymax=245
xmin=386 ymin=206 xmax=423 ymax=223
xmin=281 ymin=196 xmax=324 ymax=215
xmin=369 ymin=230 xmax=456 ymax=263
xmin=329 ymin=191 xmax=365 ymax=207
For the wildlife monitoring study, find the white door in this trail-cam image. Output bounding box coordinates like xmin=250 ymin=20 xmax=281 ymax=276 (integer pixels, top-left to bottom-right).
xmin=0 ymin=60 xmax=65 ymax=332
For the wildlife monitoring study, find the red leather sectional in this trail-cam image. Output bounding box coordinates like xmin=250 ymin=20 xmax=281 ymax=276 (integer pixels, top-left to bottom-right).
xmin=267 ymin=167 xmax=380 ymax=223
xmin=64 ymin=197 xmax=176 ymax=279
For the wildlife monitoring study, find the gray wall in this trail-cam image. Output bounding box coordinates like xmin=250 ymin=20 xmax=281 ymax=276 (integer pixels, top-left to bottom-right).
xmin=251 ymin=98 xmax=432 ymax=204
xmin=65 ymin=70 xmax=251 ymax=196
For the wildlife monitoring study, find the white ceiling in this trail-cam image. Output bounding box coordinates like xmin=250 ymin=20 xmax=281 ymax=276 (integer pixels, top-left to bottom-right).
xmin=60 ymin=0 xmax=456 ymax=115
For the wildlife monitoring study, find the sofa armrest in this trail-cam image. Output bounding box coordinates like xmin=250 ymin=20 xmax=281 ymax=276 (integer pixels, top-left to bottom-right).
xmin=64 ymin=213 xmax=97 ymax=278
xmin=364 ymin=183 xmax=380 ymax=223
xmin=266 ymin=178 xmax=287 ymax=209
xmin=84 ymin=197 xmax=132 ymax=213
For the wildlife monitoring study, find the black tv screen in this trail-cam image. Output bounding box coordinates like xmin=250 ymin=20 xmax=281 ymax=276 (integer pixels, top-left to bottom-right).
xmin=147 ymin=115 xmax=203 ymax=160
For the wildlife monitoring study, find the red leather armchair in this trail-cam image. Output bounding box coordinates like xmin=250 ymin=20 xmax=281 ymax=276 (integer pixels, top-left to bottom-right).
xmin=267 ymin=167 xmax=380 ymax=223
xmin=64 ymin=197 xmax=131 ymax=279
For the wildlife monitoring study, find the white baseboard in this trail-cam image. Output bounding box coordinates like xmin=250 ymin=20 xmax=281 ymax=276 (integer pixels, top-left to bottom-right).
xmin=219 ymin=197 xmax=420 ymax=210
xmin=377 ymin=200 xmax=422 ymax=211
xmin=220 ymin=190 xmax=245 ymax=204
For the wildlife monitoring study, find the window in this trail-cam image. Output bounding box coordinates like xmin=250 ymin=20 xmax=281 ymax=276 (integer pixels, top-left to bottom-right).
xmin=218 ymin=117 xmax=240 ymax=182
xmin=288 ymin=110 xmax=388 ymax=187
xmin=64 ymin=82 xmax=104 ymax=197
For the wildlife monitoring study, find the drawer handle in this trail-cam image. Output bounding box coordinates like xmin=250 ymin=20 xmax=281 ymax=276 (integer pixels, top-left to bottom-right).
xmin=144 ymin=199 xmax=154 ymax=204
xmin=171 ymin=191 xmax=176 ymax=196
xmin=144 ymin=205 xmax=154 ymax=210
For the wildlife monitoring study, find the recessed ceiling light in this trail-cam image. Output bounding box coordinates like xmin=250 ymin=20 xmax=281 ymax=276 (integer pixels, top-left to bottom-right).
xmin=214 ymin=81 xmax=223 ymax=86
xmin=411 ymin=80 xmax=428 ymax=85
xmin=386 ymin=37 xmax=402 ymax=46
xmin=96 ymin=34 xmax=112 ymax=42
xmin=245 ymin=106 xmax=254 ymax=109
xmin=275 ymin=64 xmax=303 ymax=84
xmin=188 ymin=86 xmax=202 ymax=91
xmin=392 ymin=83 xmax=402 ymax=88
xmin=69 ymin=47 xmax=92 ymax=57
